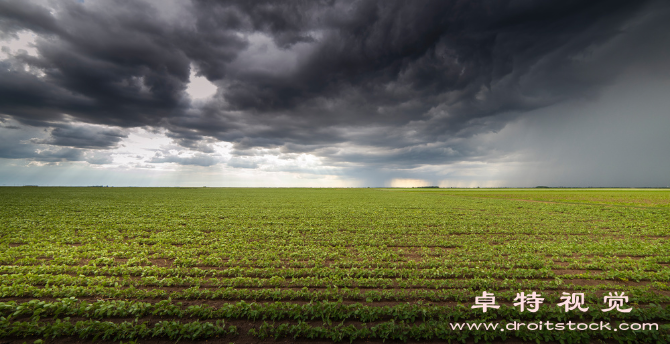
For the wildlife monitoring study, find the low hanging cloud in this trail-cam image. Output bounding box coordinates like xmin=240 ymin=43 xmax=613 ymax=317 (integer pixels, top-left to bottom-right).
xmin=32 ymin=124 xmax=127 ymax=149
xmin=0 ymin=117 xmax=125 ymax=164
xmin=1 ymin=0 xmax=669 ymax=185
xmin=149 ymin=151 xmax=221 ymax=167
xmin=226 ymin=157 xmax=259 ymax=169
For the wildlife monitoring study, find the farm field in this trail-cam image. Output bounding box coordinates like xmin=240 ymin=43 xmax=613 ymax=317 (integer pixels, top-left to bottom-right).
xmin=1 ymin=187 xmax=669 ymax=343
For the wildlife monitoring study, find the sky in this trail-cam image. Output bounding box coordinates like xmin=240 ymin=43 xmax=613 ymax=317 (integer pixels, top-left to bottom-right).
xmin=0 ymin=0 xmax=669 ymax=187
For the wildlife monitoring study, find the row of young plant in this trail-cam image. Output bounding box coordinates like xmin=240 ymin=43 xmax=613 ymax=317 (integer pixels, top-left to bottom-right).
xmin=4 ymin=226 xmax=669 ymax=254
xmin=2 ymin=298 xmax=669 ymax=323
xmin=0 ymin=265 xmax=560 ymax=281
xmin=3 ymin=262 xmax=669 ymax=282
xmin=2 ymin=313 xmax=666 ymax=343
xmin=3 ymin=284 xmax=670 ymax=304
xmin=8 ymin=254 xmax=670 ymax=273
xmin=3 ymin=272 xmax=670 ymax=290
xmin=0 ymin=318 xmax=237 ymax=341
xmin=6 ymin=243 xmax=670 ymax=260
xmin=10 ymin=217 xmax=663 ymax=242
xmin=5 ymin=236 xmax=670 ymax=254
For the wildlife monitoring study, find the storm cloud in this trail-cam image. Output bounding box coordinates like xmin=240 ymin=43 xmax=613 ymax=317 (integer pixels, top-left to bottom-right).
xmin=32 ymin=124 xmax=127 ymax=149
xmin=1 ymin=0 xmax=669 ymax=185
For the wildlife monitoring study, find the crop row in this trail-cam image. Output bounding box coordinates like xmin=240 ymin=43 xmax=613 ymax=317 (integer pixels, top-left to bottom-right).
xmin=3 ymin=273 xmax=670 ymax=291
xmin=3 ymin=284 xmax=670 ymax=304
xmin=0 ymin=318 xmax=236 ymax=341
xmin=2 ymin=264 xmax=670 ymax=282
xmin=4 ymin=239 xmax=670 ymax=262
xmin=3 ymin=299 xmax=670 ymax=323
xmin=4 ymin=254 xmax=670 ymax=272
xmin=2 ymin=317 xmax=667 ymax=343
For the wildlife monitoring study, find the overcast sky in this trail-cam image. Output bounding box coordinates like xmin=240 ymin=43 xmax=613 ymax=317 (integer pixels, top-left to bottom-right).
xmin=1 ymin=0 xmax=669 ymax=187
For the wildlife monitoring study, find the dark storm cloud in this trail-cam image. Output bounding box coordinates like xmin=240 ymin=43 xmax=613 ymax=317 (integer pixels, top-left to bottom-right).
xmin=0 ymin=0 xmax=246 ymax=126
xmin=176 ymin=0 xmax=668 ymax=162
xmin=32 ymin=124 xmax=127 ymax=149
xmin=0 ymin=1 xmax=64 ymax=38
xmin=0 ymin=122 xmax=121 ymax=164
xmin=1 ymin=0 xmax=668 ymax=167
xmin=31 ymin=147 xmax=84 ymax=163
xmin=0 ymin=136 xmax=84 ymax=162
xmin=164 ymin=127 xmax=216 ymax=153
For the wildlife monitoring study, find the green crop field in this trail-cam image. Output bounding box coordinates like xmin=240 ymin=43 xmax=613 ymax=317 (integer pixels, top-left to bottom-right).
xmin=1 ymin=187 xmax=669 ymax=343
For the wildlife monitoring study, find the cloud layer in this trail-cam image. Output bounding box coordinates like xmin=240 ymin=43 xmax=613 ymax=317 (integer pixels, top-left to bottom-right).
xmin=1 ymin=0 xmax=669 ymax=186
